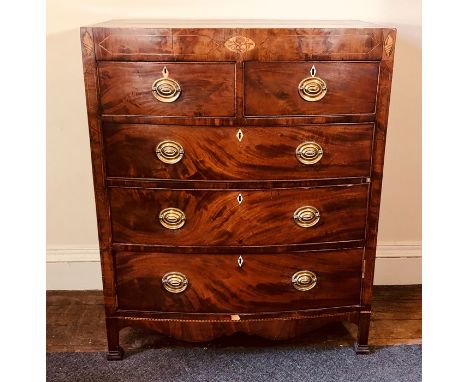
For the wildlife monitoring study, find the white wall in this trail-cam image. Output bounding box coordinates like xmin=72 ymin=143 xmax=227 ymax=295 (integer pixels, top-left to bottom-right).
xmin=46 ymin=0 xmax=421 ymax=289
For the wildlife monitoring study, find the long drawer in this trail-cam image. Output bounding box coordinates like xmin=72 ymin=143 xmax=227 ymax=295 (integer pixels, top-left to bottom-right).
xmin=98 ymin=62 xmax=236 ymax=117
xmin=103 ymin=123 xmax=374 ymax=180
xmin=115 ymin=249 xmax=363 ymax=313
xmin=244 ymin=61 xmax=379 ymax=116
xmin=109 ymin=184 xmax=368 ymax=247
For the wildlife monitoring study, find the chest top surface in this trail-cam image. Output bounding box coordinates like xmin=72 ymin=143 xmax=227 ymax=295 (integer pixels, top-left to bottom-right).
xmin=86 ymin=19 xmax=386 ymax=28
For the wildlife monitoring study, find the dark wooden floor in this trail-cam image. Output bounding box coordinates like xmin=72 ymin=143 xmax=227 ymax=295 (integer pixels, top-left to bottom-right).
xmin=46 ymin=285 xmax=421 ymax=352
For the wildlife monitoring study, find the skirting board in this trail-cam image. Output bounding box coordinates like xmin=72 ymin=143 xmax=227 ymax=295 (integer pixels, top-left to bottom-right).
xmin=46 ymin=244 xmax=421 ymax=290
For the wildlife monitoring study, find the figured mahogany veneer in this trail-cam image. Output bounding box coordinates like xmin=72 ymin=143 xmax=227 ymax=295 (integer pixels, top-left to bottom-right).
xmin=109 ymin=185 xmax=368 ymax=246
xmin=91 ymin=21 xmax=385 ymax=61
xmin=115 ymin=249 xmax=363 ymax=313
xmin=244 ymin=61 xmax=379 ymax=116
xmin=98 ymin=62 xmax=236 ymax=117
xmin=103 ymin=123 xmax=374 ymax=180
xmin=80 ymin=20 xmax=396 ymax=360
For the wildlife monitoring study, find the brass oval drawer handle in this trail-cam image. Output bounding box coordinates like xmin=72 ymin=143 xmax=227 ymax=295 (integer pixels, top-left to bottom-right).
xmin=292 ymin=270 xmax=317 ymax=291
xmin=298 ymin=65 xmax=327 ymax=102
xmin=293 ymin=206 xmax=320 ymax=228
xmin=151 ymin=66 xmax=181 ymax=103
xmin=162 ymin=272 xmax=188 ymax=293
xmin=155 ymin=140 xmax=184 ymax=164
xmin=159 ymin=208 xmax=186 ymax=230
xmin=296 ymin=141 xmax=323 ymax=165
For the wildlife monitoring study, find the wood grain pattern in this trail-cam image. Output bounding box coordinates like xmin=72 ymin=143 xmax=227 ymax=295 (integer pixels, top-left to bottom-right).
xmin=244 ymin=61 xmax=379 ymax=116
xmin=357 ymin=28 xmax=396 ymax=352
xmin=250 ymin=28 xmax=383 ymax=61
xmin=115 ymin=249 xmax=362 ymax=313
xmin=80 ymin=28 xmax=116 ymax=316
xmin=98 ymin=62 xmax=236 ymax=117
xmin=111 ymin=241 xmax=365 ymax=255
xmin=100 ymin=114 xmax=375 ymax=126
xmin=91 ymin=26 xmax=384 ymax=61
xmin=111 ymin=311 xmax=361 ymax=345
xmin=361 ymin=28 xmax=396 ymax=307
xmin=119 ymin=314 xmax=356 ymax=343
xmin=94 ymin=28 xmax=235 ymax=62
xmin=107 ymin=177 xmax=369 ymax=190
xmin=103 ymin=123 xmax=374 ymax=180
xmin=109 ymin=185 xmax=369 ymax=247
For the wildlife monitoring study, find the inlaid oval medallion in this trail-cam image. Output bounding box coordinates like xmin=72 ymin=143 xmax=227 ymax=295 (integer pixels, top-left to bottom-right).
xmin=224 ymin=36 xmax=256 ymax=53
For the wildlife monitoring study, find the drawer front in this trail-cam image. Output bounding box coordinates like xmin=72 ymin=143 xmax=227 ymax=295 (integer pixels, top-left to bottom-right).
xmin=103 ymin=123 xmax=373 ymax=180
xmin=244 ymin=61 xmax=379 ymax=116
xmin=98 ymin=62 xmax=235 ymax=117
xmin=115 ymin=249 xmax=363 ymax=313
xmin=109 ymin=185 xmax=368 ymax=246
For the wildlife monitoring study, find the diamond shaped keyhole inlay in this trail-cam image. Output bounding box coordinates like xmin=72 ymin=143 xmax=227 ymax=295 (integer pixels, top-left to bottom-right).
xmin=310 ymin=65 xmax=317 ymax=77
xmin=236 ymin=129 xmax=244 ymax=142
xmin=238 ymin=256 xmax=244 ymax=268
xmin=237 ymin=193 xmax=243 ymax=204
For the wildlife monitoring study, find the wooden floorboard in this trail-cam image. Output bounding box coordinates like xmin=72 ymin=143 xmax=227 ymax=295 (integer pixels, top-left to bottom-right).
xmin=46 ymin=285 xmax=422 ymax=352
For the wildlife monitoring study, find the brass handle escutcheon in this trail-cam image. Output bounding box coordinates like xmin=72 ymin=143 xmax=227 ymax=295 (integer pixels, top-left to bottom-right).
xmin=152 ymin=66 xmax=181 ymax=103
xmin=298 ymin=65 xmax=327 ymax=102
xmin=162 ymin=272 xmax=188 ymax=293
xmin=159 ymin=208 xmax=186 ymax=230
xmin=296 ymin=141 xmax=323 ymax=165
xmin=292 ymin=270 xmax=317 ymax=291
xmin=155 ymin=140 xmax=184 ymax=164
xmin=293 ymin=206 xmax=320 ymax=228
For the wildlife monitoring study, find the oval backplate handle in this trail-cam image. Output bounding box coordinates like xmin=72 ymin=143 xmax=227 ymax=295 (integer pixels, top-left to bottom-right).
xmin=298 ymin=66 xmax=327 ymax=102
xmin=152 ymin=66 xmax=181 ymax=103
xmin=293 ymin=206 xmax=320 ymax=228
xmin=155 ymin=140 xmax=184 ymax=164
xmin=159 ymin=207 xmax=186 ymax=230
xmin=296 ymin=141 xmax=323 ymax=165
xmin=292 ymin=270 xmax=317 ymax=291
xmin=162 ymin=272 xmax=188 ymax=293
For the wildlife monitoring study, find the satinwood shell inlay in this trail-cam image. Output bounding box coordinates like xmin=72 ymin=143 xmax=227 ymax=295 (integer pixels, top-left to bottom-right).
xmin=82 ymin=31 xmax=94 ymax=56
xmin=224 ymin=36 xmax=255 ymax=53
xmin=384 ymin=34 xmax=394 ymax=57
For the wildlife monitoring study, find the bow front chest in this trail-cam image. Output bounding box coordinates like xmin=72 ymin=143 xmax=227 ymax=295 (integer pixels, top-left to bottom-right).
xmin=80 ymin=20 xmax=396 ymax=360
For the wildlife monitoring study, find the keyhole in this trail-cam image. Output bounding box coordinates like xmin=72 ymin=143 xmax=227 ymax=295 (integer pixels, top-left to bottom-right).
xmin=238 ymin=256 xmax=244 ymax=268
xmin=236 ymin=129 xmax=244 ymax=142
xmin=310 ymin=65 xmax=316 ymax=77
xmin=237 ymin=194 xmax=243 ymax=204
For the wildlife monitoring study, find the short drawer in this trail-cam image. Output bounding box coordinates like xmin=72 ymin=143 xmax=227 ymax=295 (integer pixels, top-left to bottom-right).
xmin=103 ymin=123 xmax=374 ymax=180
xmin=115 ymin=249 xmax=363 ymax=313
xmin=244 ymin=61 xmax=379 ymax=116
xmin=98 ymin=62 xmax=235 ymax=117
xmin=109 ymin=185 xmax=368 ymax=247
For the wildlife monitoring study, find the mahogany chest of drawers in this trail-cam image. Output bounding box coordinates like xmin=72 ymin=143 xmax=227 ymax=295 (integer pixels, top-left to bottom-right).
xmin=80 ymin=20 xmax=396 ymax=360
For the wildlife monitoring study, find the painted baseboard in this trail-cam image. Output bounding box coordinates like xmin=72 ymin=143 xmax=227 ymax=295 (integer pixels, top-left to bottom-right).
xmin=46 ymin=243 xmax=421 ymax=290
